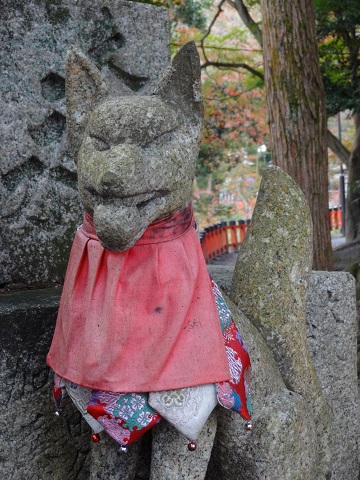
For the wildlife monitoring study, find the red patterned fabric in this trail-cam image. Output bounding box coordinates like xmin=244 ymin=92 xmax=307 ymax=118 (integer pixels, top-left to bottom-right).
xmin=87 ymin=391 xmax=161 ymax=446
xmin=47 ymin=206 xmax=230 ymax=392
xmin=217 ymin=320 xmax=252 ymax=420
xmin=210 ymin=277 xmax=252 ymax=421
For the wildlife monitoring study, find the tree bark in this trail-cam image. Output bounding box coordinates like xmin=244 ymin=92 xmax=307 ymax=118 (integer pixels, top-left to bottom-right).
xmin=327 ymin=129 xmax=351 ymax=166
xmin=346 ymin=113 xmax=360 ymax=241
xmin=260 ymin=0 xmax=333 ymax=270
xmin=228 ymin=0 xmax=263 ymax=47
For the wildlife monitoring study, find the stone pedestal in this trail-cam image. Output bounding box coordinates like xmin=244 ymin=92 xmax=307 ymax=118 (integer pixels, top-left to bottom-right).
xmin=0 ymin=288 xmax=93 ymax=479
xmin=306 ymin=271 xmax=359 ymax=480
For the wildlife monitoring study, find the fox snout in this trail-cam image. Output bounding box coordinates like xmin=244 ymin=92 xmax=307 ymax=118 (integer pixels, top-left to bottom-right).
xmin=82 ymin=142 xmax=141 ymax=198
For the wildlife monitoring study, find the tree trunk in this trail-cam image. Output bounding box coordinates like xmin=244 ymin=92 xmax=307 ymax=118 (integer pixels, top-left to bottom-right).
xmin=346 ymin=113 xmax=360 ymax=241
xmin=260 ymin=0 xmax=333 ymax=270
xmin=327 ymin=128 xmax=351 ymax=166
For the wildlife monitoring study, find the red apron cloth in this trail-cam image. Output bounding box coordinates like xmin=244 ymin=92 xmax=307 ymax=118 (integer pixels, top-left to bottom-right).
xmin=47 ymin=206 xmax=230 ymax=392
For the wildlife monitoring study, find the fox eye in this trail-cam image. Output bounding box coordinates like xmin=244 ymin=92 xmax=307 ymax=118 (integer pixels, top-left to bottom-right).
xmin=90 ymin=135 xmax=110 ymax=151
xmin=142 ymin=129 xmax=176 ymax=148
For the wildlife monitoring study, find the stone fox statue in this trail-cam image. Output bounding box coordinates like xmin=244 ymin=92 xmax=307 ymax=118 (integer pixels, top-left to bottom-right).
xmin=46 ymin=42 xmax=252 ymax=457
xmin=47 ymin=41 xmax=331 ymax=480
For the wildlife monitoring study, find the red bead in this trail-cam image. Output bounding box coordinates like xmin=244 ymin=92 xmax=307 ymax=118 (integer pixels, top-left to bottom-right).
xmin=91 ymin=433 xmax=100 ymax=443
xmin=187 ymin=441 xmax=197 ymax=452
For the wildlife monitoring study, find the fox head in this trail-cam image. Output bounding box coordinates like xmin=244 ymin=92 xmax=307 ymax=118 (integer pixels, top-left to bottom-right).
xmin=66 ymin=42 xmax=203 ymax=252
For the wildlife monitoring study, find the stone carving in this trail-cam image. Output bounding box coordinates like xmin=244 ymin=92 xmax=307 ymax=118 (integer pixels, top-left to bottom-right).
xmin=29 ymin=111 xmax=67 ymax=146
xmin=59 ymin=42 xmax=336 ymax=473
xmin=44 ymin=36 xmax=250 ymax=477
xmin=47 ymin=36 xmax=337 ymax=479
xmin=66 ymin=43 xmax=202 ymax=251
xmin=41 ymin=73 xmax=66 ymax=102
xmin=1 ymin=3 xmax=357 ymax=479
xmin=0 ymin=0 xmax=170 ymax=287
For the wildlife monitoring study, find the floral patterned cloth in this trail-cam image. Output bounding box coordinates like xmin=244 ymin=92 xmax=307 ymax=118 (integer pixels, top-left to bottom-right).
xmin=52 ymin=276 xmax=252 ymax=445
xmin=211 ymin=277 xmax=252 ymax=420
xmin=87 ymin=391 xmax=161 ymax=445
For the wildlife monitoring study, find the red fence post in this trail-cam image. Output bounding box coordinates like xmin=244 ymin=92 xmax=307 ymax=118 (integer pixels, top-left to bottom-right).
xmin=203 ymin=226 xmax=214 ymax=262
xmin=333 ymin=207 xmax=337 ymax=230
xmin=227 ymin=220 xmax=237 ymax=252
xmin=338 ymin=208 xmax=343 ymax=230
xmin=213 ymin=224 xmax=220 ymax=257
xmin=334 ymin=207 xmax=340 ymax=229
xmin=209 ymin=226 xmax=217 ymax=260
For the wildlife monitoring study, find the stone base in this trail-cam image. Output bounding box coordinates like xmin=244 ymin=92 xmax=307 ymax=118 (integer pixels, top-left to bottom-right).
xmin=306 ymin=272 xmax=359 ymax=480
xmin=1 ymin=270 xmax=358 ymax=479
xmin=0 ymin=288 xmax=91 ymax=479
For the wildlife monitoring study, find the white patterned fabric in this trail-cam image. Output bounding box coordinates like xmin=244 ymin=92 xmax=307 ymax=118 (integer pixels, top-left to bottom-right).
xmin=65 ymin=381 xmax=104 ymax=433
xmin=149 ymin=383 xmax=218 ymax=441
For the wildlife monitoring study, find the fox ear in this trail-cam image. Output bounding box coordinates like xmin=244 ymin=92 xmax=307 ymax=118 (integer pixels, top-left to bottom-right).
xmin=66 ymin=47 xmax=110 ymax=161
xmin=154 ymin=41 xmax=203 ymax=126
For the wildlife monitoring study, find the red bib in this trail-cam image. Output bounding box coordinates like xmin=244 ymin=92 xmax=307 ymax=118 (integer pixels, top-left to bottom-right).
xmin=47 ymin=206 xmax=230 ymax=392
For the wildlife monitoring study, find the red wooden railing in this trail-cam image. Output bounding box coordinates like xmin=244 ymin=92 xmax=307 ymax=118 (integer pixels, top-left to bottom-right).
xmin=329 ymin=207 xmax=343 ymax=230
xmin=199 ymin=220 xmax=251 ymax=263
xmin=200 ymin=207 xmax=343 ymax=263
